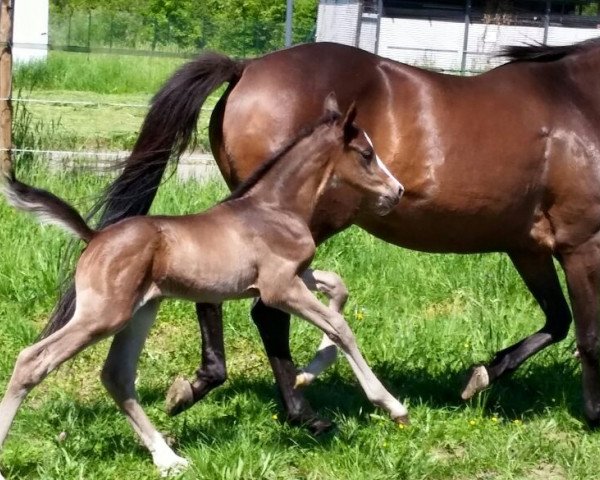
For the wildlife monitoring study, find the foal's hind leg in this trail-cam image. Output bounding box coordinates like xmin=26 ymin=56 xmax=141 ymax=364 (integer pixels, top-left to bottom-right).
xmin=295 ymin=269 xmax=348 ymax=388
xmin=268 ymin=276 xmax=408 ymax=424
xmin=0 ymin=310 xmax=113 ymax=453
xmin=462 ymin=252 xmax=571 ymax=399
xmin=101 ymin=301 xmax=189 ymax=476
xmin=166 ymin=303 xmax=226 ymax=416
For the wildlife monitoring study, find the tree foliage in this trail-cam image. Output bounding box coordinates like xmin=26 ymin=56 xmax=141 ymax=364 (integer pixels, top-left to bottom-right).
xmin=49 ymin=0 xmax=317 ymax=55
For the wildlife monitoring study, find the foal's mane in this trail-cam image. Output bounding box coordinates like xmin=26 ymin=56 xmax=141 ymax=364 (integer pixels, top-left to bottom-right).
xmin=222 ymin=111 xmax=340 ymax=202
xmin=502 ymin=36 xmax=600 ymax=64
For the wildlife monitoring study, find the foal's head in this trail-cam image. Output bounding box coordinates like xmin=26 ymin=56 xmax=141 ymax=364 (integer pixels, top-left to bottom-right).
xmin=322 ymin=93 xmax=404 ymax=216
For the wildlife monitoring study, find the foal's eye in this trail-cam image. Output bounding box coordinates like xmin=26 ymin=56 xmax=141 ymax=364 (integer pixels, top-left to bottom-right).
xmin=361 ymin=149 xmax=374 ymax=164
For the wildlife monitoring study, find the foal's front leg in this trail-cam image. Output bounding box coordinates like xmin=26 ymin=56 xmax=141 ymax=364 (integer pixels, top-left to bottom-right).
xmin=295 ymin=269 xmax=347 ymax=388
xmin=269 ymin=275 xmax=409 ymax=424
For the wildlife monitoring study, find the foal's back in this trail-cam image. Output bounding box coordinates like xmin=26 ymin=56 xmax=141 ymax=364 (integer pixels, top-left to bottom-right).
xmin=75 ymin=199 xmax=291 ymax=306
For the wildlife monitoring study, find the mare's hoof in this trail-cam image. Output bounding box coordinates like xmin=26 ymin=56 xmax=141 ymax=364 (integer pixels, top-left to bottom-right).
xmin=394 ymin=414 xmax=410 ymax=426
xmin=308 ymin=417 xmax=335 ymax=436
xmin=166 ymin=377 xmax=194 ymax=416
xmin=288 ymin=413 xmax=335 ymax=435
xmin=460 ymin=365 xmax=490 ymax=400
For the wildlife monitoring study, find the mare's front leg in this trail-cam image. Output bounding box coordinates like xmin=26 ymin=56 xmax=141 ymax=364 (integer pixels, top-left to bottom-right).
xmin=461 ymin=252 xmax=572 ymax=399
xmin=265 ymin=276 xmax=409 ymax=424
xmin=559 ymin=241 xmax=600 ymax=426
xmin=166 ymin=303 xmax=227 ymax=416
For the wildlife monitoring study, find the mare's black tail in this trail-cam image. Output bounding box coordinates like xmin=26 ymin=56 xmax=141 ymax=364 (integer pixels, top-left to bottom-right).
xmin=41 ymin=52 xmax=245 ymax=338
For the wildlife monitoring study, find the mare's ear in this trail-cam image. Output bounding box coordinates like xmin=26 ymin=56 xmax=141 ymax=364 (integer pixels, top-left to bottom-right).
xmin=323 ymin=91 xmax=341 ymax=121
xmin=342 ymin=101 xmax=358 ymax=144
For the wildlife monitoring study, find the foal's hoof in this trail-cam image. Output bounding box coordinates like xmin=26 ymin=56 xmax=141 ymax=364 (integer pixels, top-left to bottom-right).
xmin=294 ymin=371 xmax=314 ymax=389
xmin=393 ymin=414 xmax=410 ymax=426
xmin=460 ymin=365 xmax=490 ymax=400
xmin=157 ymin=455 xmax=189 ymax=478
xmin=166 ymin=377 xmax=194 ymax=416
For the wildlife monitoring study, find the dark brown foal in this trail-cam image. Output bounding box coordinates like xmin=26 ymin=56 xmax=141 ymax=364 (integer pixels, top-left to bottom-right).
xmin=0 ymin=96 xmax=404 ymax=477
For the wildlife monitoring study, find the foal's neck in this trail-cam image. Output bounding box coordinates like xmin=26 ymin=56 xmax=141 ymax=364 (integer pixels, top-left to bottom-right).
xmin=249 ymin=136 xmax=334 ymax=222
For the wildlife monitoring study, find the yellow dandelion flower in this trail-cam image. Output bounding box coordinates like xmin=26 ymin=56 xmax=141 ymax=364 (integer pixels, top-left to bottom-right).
xmin=491 ymin=416 xmax=498 ymax=423
xmin=469 ymin=419 xmax=476 ymax=426
xmin=398 ymin=423 xmax=405 ymax=429
xmin=272 ymin=414 xmax=278 ymax=420
xmin=356 ymin=310 xmax=364 ymax=321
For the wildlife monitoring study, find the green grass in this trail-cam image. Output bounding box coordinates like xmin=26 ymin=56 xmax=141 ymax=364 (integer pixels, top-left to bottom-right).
xmin=0 ymin=166 xmax=595 ymax=479
xmin=13 ymin=53 xmax=218 ymax=152
xmin=13 ymin=90 xmax=218 ymax=152
xmin=15 ymin=52 xmax=187 ymax=94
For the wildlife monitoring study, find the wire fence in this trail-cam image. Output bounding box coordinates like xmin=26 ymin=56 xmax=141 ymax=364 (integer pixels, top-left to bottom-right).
xmin=48 ymin=8 xmax=316 ymax=58
xmin=9 ymin=6 xmax=319 ymax=179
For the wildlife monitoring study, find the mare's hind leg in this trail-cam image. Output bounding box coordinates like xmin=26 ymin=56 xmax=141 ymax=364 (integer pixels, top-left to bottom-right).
xmin=251 ymin=299 xmax=333 ymax=434
xmin=164 ymin=299 xmax=331 ymax=434
xmin=0 ymin=310 xmax=117 ymax=455
xmin=559 ymin=242 xmax=600 ymax=426
xmin=166 ymin=303 xmax=226 ymax=416
xmin=295 ymin=269 xmax=348 ymax=388
xmin=462 ymin=252 xmax=571 ymax=399
xmin=101 ymin=301 xmax=188 ymax=476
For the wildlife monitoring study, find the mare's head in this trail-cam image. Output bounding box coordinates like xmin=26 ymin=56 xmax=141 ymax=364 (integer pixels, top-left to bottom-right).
xmin=322 ymin=93 xmax=404 ymax=216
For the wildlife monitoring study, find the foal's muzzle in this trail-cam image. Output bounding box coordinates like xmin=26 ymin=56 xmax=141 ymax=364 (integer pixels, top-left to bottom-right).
xmin=375 ymin=184 xmax=403 ymax=216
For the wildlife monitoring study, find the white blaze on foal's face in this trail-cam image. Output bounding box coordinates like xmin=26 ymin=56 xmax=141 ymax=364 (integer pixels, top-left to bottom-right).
xmin=364 ymin=133 xmax=404 ymax=195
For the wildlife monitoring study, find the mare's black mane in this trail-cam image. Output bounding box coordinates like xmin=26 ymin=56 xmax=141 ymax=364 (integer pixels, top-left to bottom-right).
xmin=222 ymin=111 xmax=340 ymax=202
xmin=502 ymin=36 xmax=600 ymax=64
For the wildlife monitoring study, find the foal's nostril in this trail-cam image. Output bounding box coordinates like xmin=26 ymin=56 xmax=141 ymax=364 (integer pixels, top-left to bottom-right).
xmin=398 ymin=184 xmax=405 ymax=198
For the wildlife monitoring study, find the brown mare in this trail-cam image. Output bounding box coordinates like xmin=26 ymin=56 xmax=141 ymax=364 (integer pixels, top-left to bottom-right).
xmin=46 ymin=39 xmax=600 ymax=431
xmin=0 ymin=96 xmax=404 ymax=477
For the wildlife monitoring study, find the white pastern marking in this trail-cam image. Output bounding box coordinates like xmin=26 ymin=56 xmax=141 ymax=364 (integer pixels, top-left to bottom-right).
xmin=364 ymin=133 xmax=404 ymax=192
xmin=150 ymin=432 xmax=189 ymax=476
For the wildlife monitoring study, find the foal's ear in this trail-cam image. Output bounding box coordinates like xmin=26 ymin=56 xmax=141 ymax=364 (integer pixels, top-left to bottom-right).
xmin=323 ymin=92 xmax=341 ymax=120
xmin=342 ymin=101 xmax=358 ymax=144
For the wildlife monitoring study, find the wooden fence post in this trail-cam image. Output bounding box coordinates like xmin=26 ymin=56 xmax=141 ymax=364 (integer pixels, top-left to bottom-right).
xmin=0 ymin=0 xmax=13 ymax=178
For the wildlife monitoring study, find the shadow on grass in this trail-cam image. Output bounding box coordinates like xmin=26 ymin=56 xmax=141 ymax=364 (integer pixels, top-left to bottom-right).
xmin=4 ymin=354 xmax=586 ymax=479
xmin=170 ymin=354 xmax=586 ymax=443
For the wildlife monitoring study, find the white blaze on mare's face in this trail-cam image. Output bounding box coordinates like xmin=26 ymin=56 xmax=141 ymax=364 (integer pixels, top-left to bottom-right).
xmin=364 ymin=133 xmax=404 ymax=195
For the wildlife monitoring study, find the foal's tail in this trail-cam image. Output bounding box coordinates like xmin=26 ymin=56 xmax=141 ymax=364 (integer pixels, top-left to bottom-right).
xmin=41 ymin=52 xmax=245 ymax=338
xmin=2 ymin=175 xmax=95 ymax=243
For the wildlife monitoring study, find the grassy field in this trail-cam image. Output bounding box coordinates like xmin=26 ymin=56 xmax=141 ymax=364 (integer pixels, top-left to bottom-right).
xmin=13 ymin=52 xmax=216 ymax=152
xmin=0 ymin=167 xmax=596 ymax=479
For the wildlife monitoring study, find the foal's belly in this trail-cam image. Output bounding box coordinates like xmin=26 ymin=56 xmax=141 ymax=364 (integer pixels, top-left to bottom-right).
xmin=157 ymin=261 xmax=259 ymax=303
